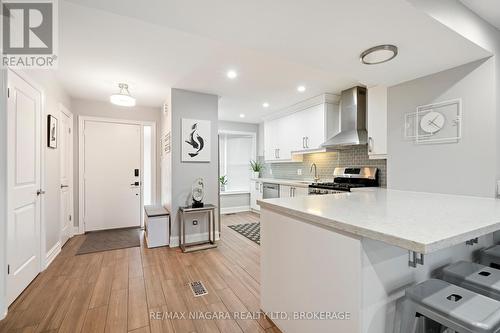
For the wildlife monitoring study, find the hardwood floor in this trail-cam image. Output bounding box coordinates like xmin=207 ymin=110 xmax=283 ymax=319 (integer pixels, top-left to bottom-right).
xmin=0 ymin=212 xmax=280 ymax=333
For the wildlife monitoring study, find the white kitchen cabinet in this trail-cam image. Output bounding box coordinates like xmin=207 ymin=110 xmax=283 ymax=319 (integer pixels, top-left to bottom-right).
xmin=250 ymin=180 xmax=263 ymax=212
xmin=280 ymin=185 xmax=292 ymax=198
xmin=280 ymin=185 xmax=308 ymax=198
xmin=263 ymin=94 xmax=340 ymax=162
xmin=367 ymin=86 xmax=388 ymax=159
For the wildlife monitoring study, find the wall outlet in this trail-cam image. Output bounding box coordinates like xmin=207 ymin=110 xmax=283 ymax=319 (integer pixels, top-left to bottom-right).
xmin=297 ymin=169 xmax=302 ymax=176
xmin=192 ymin=219 xmax=198 ymax=226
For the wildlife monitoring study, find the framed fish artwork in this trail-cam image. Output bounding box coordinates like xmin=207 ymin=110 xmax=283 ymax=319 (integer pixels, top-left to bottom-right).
xmin=181 ymin=118 xmax=211 ymax=162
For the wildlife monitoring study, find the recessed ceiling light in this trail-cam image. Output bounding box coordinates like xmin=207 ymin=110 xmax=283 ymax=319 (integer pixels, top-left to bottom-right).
xmin=297 ymin=85 xmax=306 ymax=93
xmin=239 ymin=113 xmax=245 ymax=118
xmin=360 ymin=44 xmax=398 ymax=65
xmin=227 ymin=70 xmax=238 ymax=79
xmin=110 ymin=83 xmax=136 ymax=107
xmin=262 ymin=102 xmax=269 ymax=108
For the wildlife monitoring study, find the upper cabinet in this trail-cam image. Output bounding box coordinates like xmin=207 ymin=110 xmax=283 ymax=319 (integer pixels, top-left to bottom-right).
xmin=263 ymin=94 xmax=340 ymax=163
xmin=367 ymin=86 xmax=388 ymax=159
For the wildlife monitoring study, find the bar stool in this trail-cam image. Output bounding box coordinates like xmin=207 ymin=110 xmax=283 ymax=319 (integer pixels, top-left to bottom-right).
xmin=400 ymin=279 xmax=500 ymax=333
xmin=479 ymin=245 xmax=500 ymax=270
xmin=441 ymin=261 xmax=500 ymax=301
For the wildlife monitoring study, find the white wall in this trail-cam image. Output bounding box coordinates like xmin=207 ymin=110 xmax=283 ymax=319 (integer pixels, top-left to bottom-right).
xmin=162 ymin=88 xmax=219 ymax=246
xmin=70 ymin=98 xmax=162 ymax=229
xmin=387 ymin=58 xmax=497 ymax=197
xmin=0 ymin=69 xmax=7 ymax=319
xmin=406 ymin=0 xmax=500 ymax=195
xmin=20 ymin=70 xmax=72 ymax=258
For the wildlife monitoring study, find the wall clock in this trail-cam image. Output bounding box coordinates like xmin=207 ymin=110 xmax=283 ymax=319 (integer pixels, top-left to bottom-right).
xmin=405 ymin=99 xmax=462 ymax=144
xmin=419 ymin=111 xmax=445 ymax=134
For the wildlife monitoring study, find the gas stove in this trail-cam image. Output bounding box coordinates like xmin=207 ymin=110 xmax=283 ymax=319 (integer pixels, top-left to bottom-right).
xmin=308 ymin=167 xmax=379 ymax=195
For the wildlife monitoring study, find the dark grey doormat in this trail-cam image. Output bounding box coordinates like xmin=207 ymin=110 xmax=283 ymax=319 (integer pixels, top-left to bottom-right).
xmin=227 ymin=223 xmax=260 ymax=245
xmin=77 ymin=228 xmax=141 ymax=255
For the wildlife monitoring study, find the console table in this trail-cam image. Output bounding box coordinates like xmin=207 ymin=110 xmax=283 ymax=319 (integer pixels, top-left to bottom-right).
xmin=179 ymin=204 xmax=217 ymax=253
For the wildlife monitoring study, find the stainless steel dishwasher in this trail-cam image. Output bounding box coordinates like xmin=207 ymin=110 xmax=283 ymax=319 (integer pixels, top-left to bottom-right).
xmin=263 ymin=183 xmax=280 ymax=199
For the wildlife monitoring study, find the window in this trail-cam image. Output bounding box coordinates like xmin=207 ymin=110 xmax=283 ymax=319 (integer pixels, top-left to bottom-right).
xmin=219 ymin=132 xmax=256 ymax=192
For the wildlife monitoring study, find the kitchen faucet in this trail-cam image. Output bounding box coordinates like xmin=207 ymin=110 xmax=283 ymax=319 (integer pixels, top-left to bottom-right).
xmin=310 ymin=163 xmax=320 ymax=182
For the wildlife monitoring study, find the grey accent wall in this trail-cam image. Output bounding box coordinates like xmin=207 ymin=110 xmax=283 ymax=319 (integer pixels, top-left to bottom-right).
xmin=387 ymin=59 xmax=497 ymax=197
xmin=71 ymin=98 xmax=162 ymax=228
xmin=261 ymin=146 xmax=387 ymax=187
xmin=163 ymin=89 xmax=219 ymax=245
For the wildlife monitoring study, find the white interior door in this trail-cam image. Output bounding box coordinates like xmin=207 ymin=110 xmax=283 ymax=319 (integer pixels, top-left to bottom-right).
xmin=7 ymin=71 xmax=42 ymax=305
xmin=60 ymin=106 xmax=73 ymax=245
xmin=83 ymin=120 xmax=142 ymax=231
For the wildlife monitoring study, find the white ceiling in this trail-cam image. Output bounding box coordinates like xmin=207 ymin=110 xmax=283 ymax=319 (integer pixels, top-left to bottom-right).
xmin=460 ymin=0 xmax=500 ymax=30
xmin=58 ymin=0 xmax=491 ymax=123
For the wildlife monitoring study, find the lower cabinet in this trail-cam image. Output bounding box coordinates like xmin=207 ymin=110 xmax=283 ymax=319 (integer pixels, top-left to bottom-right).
xmin=281 ymin=185 xmax=309 ymax=198
xmin=250 ymin=181 xmax=263 ymax=211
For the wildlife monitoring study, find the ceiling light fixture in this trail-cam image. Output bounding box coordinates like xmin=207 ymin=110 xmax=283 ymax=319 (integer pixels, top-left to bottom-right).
xmin=239 ymin=114 xmax=245 ymax=118
xmin=297 ymin=85 xmax=306 ymax=93
xmin=110 ymin=83 xmax=136 ymax=107
xmin=227 ymin=70 xmax=238 ymax=79
xmin=262 ymin=102 xmax=269 ymax=108
xmin=360 ymin=44 xmax=398 ymax=65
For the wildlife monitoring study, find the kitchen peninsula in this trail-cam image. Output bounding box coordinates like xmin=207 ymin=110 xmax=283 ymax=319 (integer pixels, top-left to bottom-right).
xmin=258 ymin=189 xmax=500 ymax=333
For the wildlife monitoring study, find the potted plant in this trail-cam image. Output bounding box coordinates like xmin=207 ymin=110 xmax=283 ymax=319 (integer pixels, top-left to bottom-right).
xmin=250 ymin=160 xmax=264 ymax=179
xmin=219 ymin=175 xmax=228 ymax=192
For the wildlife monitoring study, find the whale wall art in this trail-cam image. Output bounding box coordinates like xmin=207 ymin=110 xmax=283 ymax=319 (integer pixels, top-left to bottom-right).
xmin=181 ymin=118 xmax=211 ymax=162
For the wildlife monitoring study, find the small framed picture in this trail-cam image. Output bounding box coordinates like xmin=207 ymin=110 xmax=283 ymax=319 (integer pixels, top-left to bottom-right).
xmin=47 ymin=115 xmax=58 ymax=148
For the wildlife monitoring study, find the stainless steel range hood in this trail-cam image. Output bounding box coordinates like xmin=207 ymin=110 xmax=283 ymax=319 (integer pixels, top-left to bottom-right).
xmin=321 ymin=86 xmax=367 ymax=148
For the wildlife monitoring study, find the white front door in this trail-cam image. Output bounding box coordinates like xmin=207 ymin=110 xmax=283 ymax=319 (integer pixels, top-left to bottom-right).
xmin=7 ymin=71 xmax=42 ymax=305
xmin=60 ymin=106 xmax=73 ymax=245
xmin=83 ymin=120 xmax=142 ymax=231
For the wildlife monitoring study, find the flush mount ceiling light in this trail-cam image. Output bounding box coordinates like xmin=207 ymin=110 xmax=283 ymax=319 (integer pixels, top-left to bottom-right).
xmin=297 ymin=85 xmax=306 ymax=93
xmin=360 ymin=44 xmax=398 ymax=65
xmin=110 ymin=83 xmax=136 ymax=107
xmin=262 ymin=102 xmax=269 ymax=108
xmin=226 ymin=70 xmax=238 ymax=79
xmin=239 ymin=113 xmax=245 ymax=118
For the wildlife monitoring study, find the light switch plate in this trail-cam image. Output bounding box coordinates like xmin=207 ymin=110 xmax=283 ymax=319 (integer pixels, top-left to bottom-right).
xmin=297 ymin=169 xmax=302 ymax=176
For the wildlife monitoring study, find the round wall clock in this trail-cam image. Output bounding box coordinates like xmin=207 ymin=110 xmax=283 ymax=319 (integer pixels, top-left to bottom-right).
xmin=419 ymin=111 xmax=445 ymax=134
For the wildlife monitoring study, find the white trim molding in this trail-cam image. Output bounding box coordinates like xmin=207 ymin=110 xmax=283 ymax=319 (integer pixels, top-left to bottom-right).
xmin=44 ymin=241 xmax=61 ymax=270
xmin=221 ymin=205 xmax=251 ymax=215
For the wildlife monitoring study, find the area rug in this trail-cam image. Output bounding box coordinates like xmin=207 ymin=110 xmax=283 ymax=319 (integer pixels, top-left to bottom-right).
xmin=228 ymin=223 xmax=260 ymax=245
xmin=76 ymin=228 xmax=141 ymax=255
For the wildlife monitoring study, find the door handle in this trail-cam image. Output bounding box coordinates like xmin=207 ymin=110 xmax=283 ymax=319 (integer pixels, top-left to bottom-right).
xmin=60 ymin=184 xmax=69 ymax=189
xmin=36 ymin=189 xmax=45 ymax=196
xmin=130 ymin=182 xmax=140 ymax=186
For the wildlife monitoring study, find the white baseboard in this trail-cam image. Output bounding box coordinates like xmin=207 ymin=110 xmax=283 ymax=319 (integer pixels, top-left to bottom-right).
xmin=73 ymin=226 xmax=83 ymax=235
xmin=221 ymin=205 xmax=250 ymax=215
xmin=169 ymin=232 xmax=220 ymax=248
xmin=44 ymin=241 xmax=61 ymax=270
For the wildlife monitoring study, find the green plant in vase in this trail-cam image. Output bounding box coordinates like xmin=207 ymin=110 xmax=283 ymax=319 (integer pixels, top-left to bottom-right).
xmin=219 ymin=175 xmax=228 ymax=192
xmin=250 ymin=160 xmax=264 ymax=178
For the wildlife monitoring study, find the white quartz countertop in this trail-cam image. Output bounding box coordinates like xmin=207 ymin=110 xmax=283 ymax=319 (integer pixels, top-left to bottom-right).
xmin=251 ymin=178 xmax=313 ymax=188
xmin=257 ymin=188 xmax=500 ymax=254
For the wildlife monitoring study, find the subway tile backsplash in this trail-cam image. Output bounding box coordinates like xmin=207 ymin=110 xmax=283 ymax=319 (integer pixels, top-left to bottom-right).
xmin=260 ymin=145 xmax=387 ymax=187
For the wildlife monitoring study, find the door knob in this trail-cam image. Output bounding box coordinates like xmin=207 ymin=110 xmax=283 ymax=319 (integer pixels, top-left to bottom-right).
xmin=36 ymin=189 xmax=46 ymax=196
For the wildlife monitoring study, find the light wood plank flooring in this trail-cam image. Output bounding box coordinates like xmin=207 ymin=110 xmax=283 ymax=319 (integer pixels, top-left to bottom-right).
xmin=0 ymin=212 xmax=280 ymax=333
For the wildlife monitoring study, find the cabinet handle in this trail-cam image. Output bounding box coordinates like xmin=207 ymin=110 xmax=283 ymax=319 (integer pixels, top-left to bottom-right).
xmin=305 ymin=136 xmax=309 ymax=148
xmin=368 ymin=137 xmax=374 ymax=153
xmin=277 ymin=149 xmax=280 ymax=159
xmin=302 ymin=137 xmax=305 ymax=149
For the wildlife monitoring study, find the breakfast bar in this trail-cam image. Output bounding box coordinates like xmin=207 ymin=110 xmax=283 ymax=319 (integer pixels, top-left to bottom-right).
xmin=258 ymin=189 xmax=500 ymax=333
